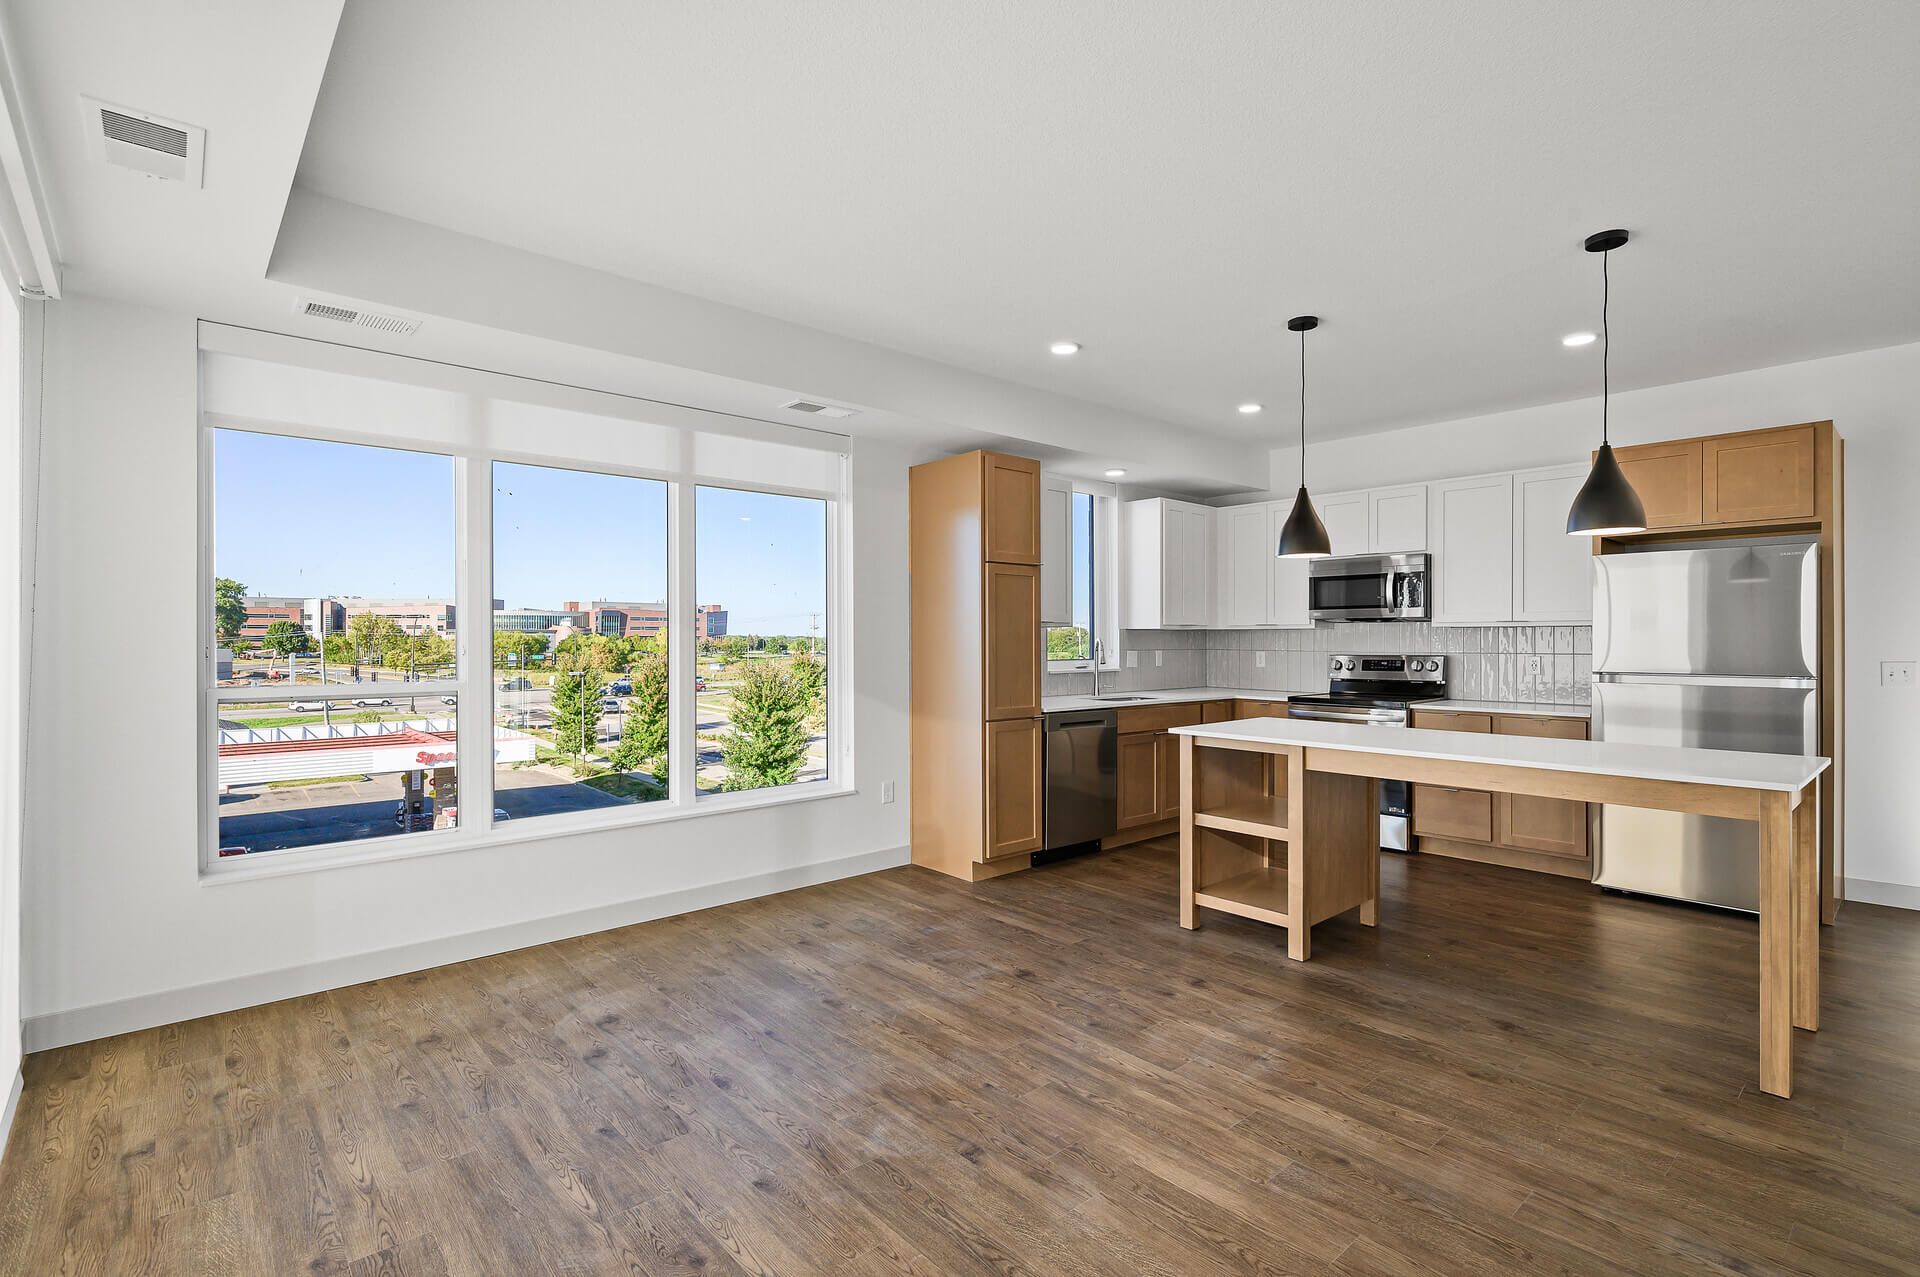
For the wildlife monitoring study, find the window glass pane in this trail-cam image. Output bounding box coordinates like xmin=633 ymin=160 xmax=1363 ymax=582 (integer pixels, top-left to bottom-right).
xmin=212 ymin=430 xmax=459 ymax=856
xmin=214 ymin=431 xmax=457 ymax=689
xmin=695 ymin=486 xmax=828 ymax=796
xmin=492 ymin=462 xmax=670 ymax=817
xmin=217 ymin=695 xmax=465 ymax=855
xmin=1046 ymin=491 xmax=1095 ymax=662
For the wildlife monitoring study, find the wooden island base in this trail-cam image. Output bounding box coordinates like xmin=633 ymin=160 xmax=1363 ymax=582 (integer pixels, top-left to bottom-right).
xmin=1177 ymin=734 xmax=1378 ymax=960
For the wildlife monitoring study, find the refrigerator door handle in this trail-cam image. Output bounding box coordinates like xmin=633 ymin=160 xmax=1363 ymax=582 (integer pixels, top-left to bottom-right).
xmin=1593 ymin=671 xmax=1818 ymax=689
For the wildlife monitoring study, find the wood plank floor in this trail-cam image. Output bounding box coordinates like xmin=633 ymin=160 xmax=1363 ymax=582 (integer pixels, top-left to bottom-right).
xmin=2 ymin=841 xmax=1918 ymax=1276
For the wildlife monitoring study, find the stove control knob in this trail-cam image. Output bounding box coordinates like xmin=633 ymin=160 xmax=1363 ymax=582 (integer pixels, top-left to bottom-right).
xmin=1329 ymin=658 xmax=1341 ymax=671
xmin=1342 ymin=658 xmax=1356 ymax=671
xmin=1424 ymin=659 xmax=1440 ymax=672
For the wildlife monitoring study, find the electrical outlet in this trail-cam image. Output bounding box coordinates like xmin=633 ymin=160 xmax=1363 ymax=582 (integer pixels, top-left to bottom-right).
xmin=1882 ymin=660 xmax=1916 ymax=687
xmin=1126 ymin=649 xmax=1137 ymax=668
xmin=1154 ymin=650 xmax=1163 ymax=667
xmin=881 ymin=780 xmax=896 ymax=804
xmin=1526 ymin=655 xmax=1543 ymax=676
xmin=1255 ymin=651 xmax=1266 ymax=668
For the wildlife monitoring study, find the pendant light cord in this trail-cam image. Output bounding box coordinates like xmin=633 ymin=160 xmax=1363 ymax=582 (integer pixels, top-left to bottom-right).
xmin=1601 ymin=248 xmax=1611 ymax=445
xmin=1297 ymin=327 xmax=1308 ymax=485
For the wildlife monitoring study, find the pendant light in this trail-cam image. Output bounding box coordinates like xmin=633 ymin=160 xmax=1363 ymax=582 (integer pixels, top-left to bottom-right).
xmin=1277 ymin=315 xmax=1332 ymax=558
xmin=1566 ymin=229 xmax=1648 ymax=536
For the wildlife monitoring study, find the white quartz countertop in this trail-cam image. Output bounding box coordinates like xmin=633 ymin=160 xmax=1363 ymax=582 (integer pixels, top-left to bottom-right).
xmin=1419 ymin=699 xmax=1591 ymax=719
xmin=1041 ymin=686 xmax=1307 ymax=713
xmin=1171 ymin=716 xmax=1828 ymax=792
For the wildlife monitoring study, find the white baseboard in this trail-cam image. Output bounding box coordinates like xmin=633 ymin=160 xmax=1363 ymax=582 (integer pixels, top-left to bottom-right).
xmin=0 ymin=1069 xmax=20 ymax=1150
xmin=1844 ymin=877 xmax=1920 ymax=912
xmin=25 ymin=844 xmax=908 ymax=1053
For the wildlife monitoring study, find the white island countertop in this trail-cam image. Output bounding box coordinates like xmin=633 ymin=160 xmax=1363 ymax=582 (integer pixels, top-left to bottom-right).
xmin=1041 ymin=686 xmax=1309 ymax=713
xmin=1418 ymin=699 xmax=1591 ymax=719
xmin=1171 ymin=716 xmax=1828 ymax=792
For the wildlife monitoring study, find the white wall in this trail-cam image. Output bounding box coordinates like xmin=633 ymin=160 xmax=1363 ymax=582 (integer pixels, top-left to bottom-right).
xmin=21 ymin=294 xmax=915 ymax=1049
xmin=1268 ymin=340 xmax=1920 ymax=905
xmin=0 ymin=290 xmax=31 ymax=1108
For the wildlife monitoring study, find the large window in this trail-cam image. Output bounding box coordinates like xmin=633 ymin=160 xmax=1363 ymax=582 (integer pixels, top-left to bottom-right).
xmin=695 ymin=486 xmax=829 ymax=796
xmin=210 ymin=430 xmax=462 ymax=857
xmin=492 ymin=462 xmax=669 ymax=819
xmin=200 ymin=331 xmax=851 ymax=873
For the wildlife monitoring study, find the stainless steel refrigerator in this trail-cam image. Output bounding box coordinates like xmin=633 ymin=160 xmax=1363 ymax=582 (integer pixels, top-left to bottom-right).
xmin=1591 ymin=541 xmax=1819 ymax=911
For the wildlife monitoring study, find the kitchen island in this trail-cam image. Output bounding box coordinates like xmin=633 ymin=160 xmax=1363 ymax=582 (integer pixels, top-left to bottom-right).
xmin=1171 ymin=716 xmax=1829 ymax=1098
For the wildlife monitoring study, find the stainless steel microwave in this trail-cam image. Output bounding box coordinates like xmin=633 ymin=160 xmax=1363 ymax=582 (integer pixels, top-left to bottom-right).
xmin=1307 ymin=552 xmax=1431 ymax=621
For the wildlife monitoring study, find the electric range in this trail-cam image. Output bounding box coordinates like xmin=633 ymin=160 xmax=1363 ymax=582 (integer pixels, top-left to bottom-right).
xmin=1286 ymin=653 xmax=1448 ymax=849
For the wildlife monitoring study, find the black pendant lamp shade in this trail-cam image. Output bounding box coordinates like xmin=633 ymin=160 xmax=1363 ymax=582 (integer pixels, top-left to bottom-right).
xmin=1566 ymin=229 xmax=1648 ymax=536
xmin=1277 ymin=315 xmax=1333 ymax=558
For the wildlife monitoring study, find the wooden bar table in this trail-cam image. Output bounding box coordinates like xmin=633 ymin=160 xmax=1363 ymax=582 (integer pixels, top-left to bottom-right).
xmin=1172 ymin=717 xmax=1830 ymax=1099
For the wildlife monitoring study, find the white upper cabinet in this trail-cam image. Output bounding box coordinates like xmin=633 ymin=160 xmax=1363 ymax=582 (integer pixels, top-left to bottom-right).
xmin=1269 ymin=504 xmax=1312 ymax=627
xmin=1213 ymin=502 xmax=1272 ymax=627
xmin=1316 ymin=490 xmax=1369 ymax=557
xmin=1124 ymin=498 xmax=1214 ymax=628
xmin=1512 ymin=464 xmax=1593 ymax=623
xmin=1429 ymin=473 xmax=1515 ymax=625
xmin=1368 ymin=484 xmax=1430 ymax=553
xmin=1039 ymin=474 xmax=1075 ymax=626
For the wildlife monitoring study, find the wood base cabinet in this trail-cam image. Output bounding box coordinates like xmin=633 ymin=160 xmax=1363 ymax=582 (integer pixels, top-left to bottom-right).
xmin=1411 ymin=709 xmax=1590 ymax=870
xmin=985 ymin=718 xmax=1043 ymax=859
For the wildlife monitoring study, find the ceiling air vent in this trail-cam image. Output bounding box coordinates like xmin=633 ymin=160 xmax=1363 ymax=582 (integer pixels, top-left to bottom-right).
xmin=84 ymin=97 xmax=205 ymax=186
xmin=781 ymin=399 xmax=856 ymax=419
xmin=293 ymin=297 xmax=423 ymax=337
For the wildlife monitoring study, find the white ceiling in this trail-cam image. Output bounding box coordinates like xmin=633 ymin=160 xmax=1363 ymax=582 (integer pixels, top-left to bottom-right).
xmin=293 ymin=0 xmax=1920 ymax=443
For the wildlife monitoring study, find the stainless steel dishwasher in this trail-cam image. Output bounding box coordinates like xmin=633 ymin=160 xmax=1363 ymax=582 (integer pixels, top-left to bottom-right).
xmin=1042 ymin=708 xmax=1118 ymax=850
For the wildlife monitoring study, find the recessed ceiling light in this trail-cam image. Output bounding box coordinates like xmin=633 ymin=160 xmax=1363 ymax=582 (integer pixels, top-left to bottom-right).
xmin=1049 ymin=341 xmax=1081 ymax=356
xmin=1238 ymin=402 xmax=1263 ymax=414
xmin=1562 ymin=331 xmax=1597 ymax=347
xmin=1104 ymin=468 xmax=1127 ymax=478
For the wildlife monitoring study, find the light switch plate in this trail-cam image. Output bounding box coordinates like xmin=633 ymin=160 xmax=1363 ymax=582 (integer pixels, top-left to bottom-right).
xmin=881 ymin=780 xmax=896 ymax=804
xmin=1882 ymin=660 xmax=1916 ymax=687
xmin=1154 ymin=650 xmax=1163 ymax=667
xmin=1255 ymin=651 xmax=1266 ymax=668
xmin=1126 ymin=650 xmax=1137 ymax=668
xmin=1526 ymin=655 xmax=1543 ymax=675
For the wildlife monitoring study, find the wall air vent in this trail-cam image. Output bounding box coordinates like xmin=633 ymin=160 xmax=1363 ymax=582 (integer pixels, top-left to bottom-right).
xmin=83 ymin=97 xmax=205 ymax=186
xmin=781 ymin=399 xmax=857 ymax=419
xmin=292 ymin=297 xmax=423 ymax=337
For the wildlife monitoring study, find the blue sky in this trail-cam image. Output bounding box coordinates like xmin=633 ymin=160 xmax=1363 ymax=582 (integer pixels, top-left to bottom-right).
xmin=216 ymin=431 xmax=827 ymax=635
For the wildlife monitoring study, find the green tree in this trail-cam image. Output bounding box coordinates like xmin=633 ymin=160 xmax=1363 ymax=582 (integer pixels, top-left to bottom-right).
xmin=492 ymin=630 xmax=549 ymax=669
xmin=347 ymin=613 xmax=405 ymax=665
xmin=609 ymin=650 xmax=669 ymax=783
xmin=719 ymin=661 xmax=810 ymax=791
xmin=718 ymin=634 xmax=750 ymax=664
xmin=261 ymin=619 xmax=311 ymax=658
xmin=549 ymin=655 xmax=605 ymax=757
xmin=791 ymin=652 xmax=827 ymax=733
xmin=214 ymin=578 xmax=248 ymax=646
xmin=1046 ymin=626 xmax=1090 ymax=661
xmin=322 ymin=633 xmax=353 ymax=665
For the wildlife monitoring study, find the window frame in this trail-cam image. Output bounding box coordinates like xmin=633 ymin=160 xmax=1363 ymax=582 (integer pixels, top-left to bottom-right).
xmin=197 ymin=367 xmax=853 ymax=881
xmin=1044 ymin=484 xmax=1117 ymax=675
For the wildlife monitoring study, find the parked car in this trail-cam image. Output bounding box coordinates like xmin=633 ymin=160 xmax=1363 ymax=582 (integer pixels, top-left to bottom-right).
xmin=353 ymin=697 xmax=393 ymax=707
xmin=608 ymin=680 xmax=632 ymax=695
xmin=498 ymin=677 xmax=532 ymax=691
xmin=439 ymin=695 xmax=457 ymax=706
xmin=600 ymin=698 xmax=622 ymax=712
xmin=695 ymin=675 xmax=707 ymax=691
xmin=287 ymin=699 xmax=327 ymax=711
xmin=493 ymin=809 xmax=510 ymax=822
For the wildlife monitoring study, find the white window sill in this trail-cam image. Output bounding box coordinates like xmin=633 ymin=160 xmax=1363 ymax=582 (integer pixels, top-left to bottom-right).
xmin=201 ymin=779 xmax=858 ymax=886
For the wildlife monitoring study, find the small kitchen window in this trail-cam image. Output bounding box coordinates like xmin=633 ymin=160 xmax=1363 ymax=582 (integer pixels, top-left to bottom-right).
xmin=1046 ymin=488 xmax=1114 ymax=672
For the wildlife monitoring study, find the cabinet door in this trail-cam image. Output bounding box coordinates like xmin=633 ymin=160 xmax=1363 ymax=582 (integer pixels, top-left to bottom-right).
xmin=1612 ymin=441 xmax=1702 ymax=529
xmin=983 ymin=562 xmax=1041 ymax=720
xmin=1267 ymin=505 xmax=1312 ymax=627
xmin=1115 ymin=732 xmax=1162 ymax=829
xmin=1039 ymin=476 xmax=1075 ymax=625
xmin=1214 ymin=503 xmax=1272 ymax=627
xmin=1368 ymin=484 xmax=1429 ymax=552
xmin=983 ymin=453 xmax=1042 ymax=563
xmin=1167 ymin=503 xmax=1214 ymax=627
xmin=1429 ymin=474 xmax=1514 ymax=625
xmin=1702 ymin=425 xmax=1815 ymax=524
xmin=1494 ymin=714 xmax=1590 ymax=858
xmin=1411 ymin=710 xmax=1493 ymax=842
xmin=985 ymin=718 xmax=1043 ymax=858
xmin=1155 ymin=731 xmax=1182 ymax=823
xmin=1512 ymin=465 xmax=1593 ymax=623
xmin=1317 ymin=491 xmax=1369 ymax=558
xmin=1202 ymin=700 xmax=1233 ymax=723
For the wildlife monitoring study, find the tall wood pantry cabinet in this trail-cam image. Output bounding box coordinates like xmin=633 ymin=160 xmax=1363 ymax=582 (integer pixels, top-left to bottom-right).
xmin=909 ymin=451 xmax=1046 ymax=880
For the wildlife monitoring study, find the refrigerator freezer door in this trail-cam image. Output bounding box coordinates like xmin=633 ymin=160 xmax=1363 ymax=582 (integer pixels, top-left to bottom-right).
xmin=1592 ymin=679 xmax=1818 ymax=911
xmin=1592 ymin=544 xmax=1818 ymax=677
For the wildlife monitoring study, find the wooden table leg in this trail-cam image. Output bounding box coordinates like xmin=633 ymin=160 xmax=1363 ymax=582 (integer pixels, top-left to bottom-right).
xmin=1794 ymin=782 xmax=1820 ymax=1031
xmin=1759 ymin=790 xmax=1793 ymax=1098
xmin=1285 ymin=746 xmax=1309 ymax=961
xmin=1359 ymin=776 xmax=1380 ymax=927
xmin=1179 ymin=735 xmax=1197 ymax=930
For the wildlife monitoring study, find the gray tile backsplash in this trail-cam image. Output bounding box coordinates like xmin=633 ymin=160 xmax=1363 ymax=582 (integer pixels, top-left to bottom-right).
xmin=1045 ymin=623 xmax=1593 ymax=703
